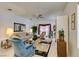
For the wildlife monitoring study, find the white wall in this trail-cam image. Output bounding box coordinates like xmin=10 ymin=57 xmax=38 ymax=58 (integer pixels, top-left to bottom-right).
xmin=77 ymin=5 xmax=79 ymax=49
xmin=0 ymin=9 xmax=63 ymax=41
xmin=32 ymin=11 xmax=64 ymax=35
xmin=64 ymin=3 xmax=78 ymax=56
xmin=0 ymin=9 xmax=33 ymax=41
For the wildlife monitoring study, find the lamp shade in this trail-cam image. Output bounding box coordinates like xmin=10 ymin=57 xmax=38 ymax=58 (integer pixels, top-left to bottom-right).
xmin=5 ymin=28 xmax=13 ymax=37
xmin=26 ymin=29 xmax=32 ymax=33
xmin=30 ymin=29 xmax=32 ymax=33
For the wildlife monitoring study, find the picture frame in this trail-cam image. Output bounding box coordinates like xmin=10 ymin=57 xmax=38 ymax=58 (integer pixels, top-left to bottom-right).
xmin=14 ymin=22 xmax=26 ymax=32
xmin=71 ymin=13 xmax=75 ymax=30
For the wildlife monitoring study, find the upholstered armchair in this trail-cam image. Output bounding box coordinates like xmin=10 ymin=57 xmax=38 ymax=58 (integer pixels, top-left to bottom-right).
xmin=11 ymin=38 xmax=35 ymax=57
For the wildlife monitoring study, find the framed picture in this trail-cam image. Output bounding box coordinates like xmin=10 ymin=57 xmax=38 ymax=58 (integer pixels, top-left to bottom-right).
xmin=71 ymin=13 xmax=75 ymax=30
xmin=14 ymin=22 xmax=26 ymax=32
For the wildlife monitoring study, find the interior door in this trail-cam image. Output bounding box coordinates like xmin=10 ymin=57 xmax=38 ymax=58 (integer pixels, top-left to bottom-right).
xmin=56 ymin=15 xmax=69 ymax=56
xmin=38 ymin=24 xmax=51 ymax=37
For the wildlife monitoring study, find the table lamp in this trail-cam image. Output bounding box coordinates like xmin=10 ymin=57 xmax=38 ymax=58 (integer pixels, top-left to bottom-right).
xmin=1 ymin=28 xmax=13 ymax=49
xmin=30 ymin=29 xmax=32 ymax=33
xmin=5 ymin=28 xmax=13 ymax=39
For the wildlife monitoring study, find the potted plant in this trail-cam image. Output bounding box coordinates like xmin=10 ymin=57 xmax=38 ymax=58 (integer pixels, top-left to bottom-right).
xmin=31 ymin=26 xmax=37 ymax=41
xmin=31 ymin=26 xmax=37 ymax=34
xmin=58 ymin=29 xmax=64 ymax=41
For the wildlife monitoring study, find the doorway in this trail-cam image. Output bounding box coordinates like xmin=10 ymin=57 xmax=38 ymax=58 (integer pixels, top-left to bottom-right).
xmin=38 ymin=24 xmax=51 ymax=38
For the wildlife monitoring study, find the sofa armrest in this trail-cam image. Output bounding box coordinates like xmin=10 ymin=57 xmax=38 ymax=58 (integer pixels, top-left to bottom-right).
xmin=25 ymin=44 xmax=33 ymax=49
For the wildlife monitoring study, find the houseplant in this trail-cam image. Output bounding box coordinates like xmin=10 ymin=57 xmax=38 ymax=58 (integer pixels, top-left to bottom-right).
xmin=58 ymin=29 xmax=64 ymax=41
xmin=31 ymin=26 xmax=37 ymax=34
xmin=31 ymin=26 xmax=37 ymax=41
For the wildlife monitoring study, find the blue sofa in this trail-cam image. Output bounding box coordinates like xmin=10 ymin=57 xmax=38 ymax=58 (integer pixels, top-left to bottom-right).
xmin=11 ymin=38 xmax=35 ymax=57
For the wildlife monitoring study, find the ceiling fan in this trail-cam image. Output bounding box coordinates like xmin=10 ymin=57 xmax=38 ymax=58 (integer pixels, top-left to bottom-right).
xmin=30 ymin=14 xmax=44 ymax=20
xmin=36 ymin=14 xmax=44 ymax=19
xmin=32 ymin=14 xmax=44 ymax=19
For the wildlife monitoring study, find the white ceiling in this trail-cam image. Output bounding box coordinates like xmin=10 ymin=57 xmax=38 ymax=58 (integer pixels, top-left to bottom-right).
xmin=0 ymin=2 xmax=67 ymax=18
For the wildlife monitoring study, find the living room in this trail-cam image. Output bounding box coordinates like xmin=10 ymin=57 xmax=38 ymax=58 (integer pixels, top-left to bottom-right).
xmin=0 ymin=2 xmax=78 ymax=57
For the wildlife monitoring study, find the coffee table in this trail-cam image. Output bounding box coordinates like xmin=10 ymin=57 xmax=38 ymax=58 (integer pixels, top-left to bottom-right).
xmin=35 ymin=39 xmax=51 ymax=57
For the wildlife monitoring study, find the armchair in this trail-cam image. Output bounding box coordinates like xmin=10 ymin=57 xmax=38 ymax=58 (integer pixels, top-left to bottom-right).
xmin=11 ymin=38 xmax=35 ymax=57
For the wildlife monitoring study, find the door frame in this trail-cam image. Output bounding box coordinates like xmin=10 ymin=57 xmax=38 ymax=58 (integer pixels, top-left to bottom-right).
xmin=38 ymin=24 xmax=51 ymax=35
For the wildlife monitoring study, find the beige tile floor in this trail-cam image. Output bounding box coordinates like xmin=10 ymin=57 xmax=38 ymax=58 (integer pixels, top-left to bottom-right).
xmin=0 ymin=47 xmax=14 ymax=57
xmin=48 ymin=39 xmax=57 ymax=57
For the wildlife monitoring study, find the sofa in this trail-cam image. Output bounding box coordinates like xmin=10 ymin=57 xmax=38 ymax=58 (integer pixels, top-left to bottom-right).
xmin=11 ymin=37 xmax=35 ymax=57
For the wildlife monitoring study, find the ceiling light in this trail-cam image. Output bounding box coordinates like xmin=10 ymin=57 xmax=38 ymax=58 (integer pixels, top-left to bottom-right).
xmin=8 ymin=8 xmax=12 ymax=11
